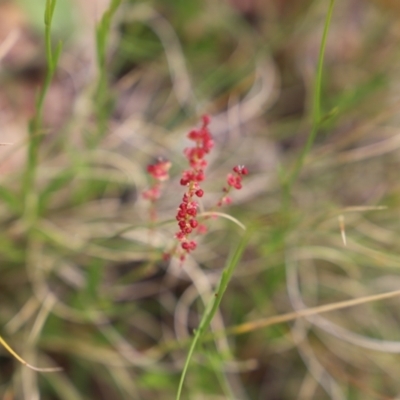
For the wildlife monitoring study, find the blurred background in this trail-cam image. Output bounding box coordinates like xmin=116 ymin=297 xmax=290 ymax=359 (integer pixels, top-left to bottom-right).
xmin=1 ymin=0 xmax=400 ymax=399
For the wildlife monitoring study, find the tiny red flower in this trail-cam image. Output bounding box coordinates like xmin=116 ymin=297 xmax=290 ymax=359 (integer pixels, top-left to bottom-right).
xmin=147 ymin=159 xmax=171 ymax=181
xmin=217 ymin=165 xmax=248 ymax=207
xmin=143 ymin=159 xmax=171 ymax=221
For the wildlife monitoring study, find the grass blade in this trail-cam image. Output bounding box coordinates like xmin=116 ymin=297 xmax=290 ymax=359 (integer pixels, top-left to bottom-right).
xmin=284 ymin=0 xmax=336 ymax=203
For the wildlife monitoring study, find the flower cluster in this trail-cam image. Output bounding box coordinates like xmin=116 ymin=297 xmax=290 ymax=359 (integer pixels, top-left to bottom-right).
xmin=218 ymin=165 xmax=249 ymax=206
xmin=143 ymin=159 xmax=171 ymax=220
xmin=175 ymin=115 xmax=214 ymax=260
xmin=142 ymin=116 xmax=248 ymax=263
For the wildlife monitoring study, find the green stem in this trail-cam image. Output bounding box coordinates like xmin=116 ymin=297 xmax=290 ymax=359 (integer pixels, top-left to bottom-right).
xmin=284 ymin=0 xmax=336 ymax=203
xmin=24 ymin=0 xmax=62 ymax=226
xmin=94 ymin=0 xmax=121 ymax=141
xmin=175 ymin=232 xmax=250 ymax=400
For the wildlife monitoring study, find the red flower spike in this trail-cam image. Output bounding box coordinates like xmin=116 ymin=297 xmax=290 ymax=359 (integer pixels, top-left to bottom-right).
xmin=174 ymin=115 xmax=214 ymax=259
xmin=145 ymin=118 xmax=248 ymax=263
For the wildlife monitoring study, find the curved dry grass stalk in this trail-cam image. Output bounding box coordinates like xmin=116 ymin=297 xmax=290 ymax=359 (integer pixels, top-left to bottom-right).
xmin=337 ymin=131 xmax=400 ymax=164
xmin=28 ymin=294 xmax=56 ymax=344
xmin=286 ymin=253 xmax=346 ymax=400
xmin=37 ymin=220 xmax=151 ymax=262
xmin=85 ymin=149 xmax=147 ymax=187
xmin=5 ymin=297 xmax=39 ymax=334
xmin=199 ymin=211 xmax=246 ymax=230
xmin=223 ymin=58 xmax=279 ymax=133
xmin=0 ymin=335 xmax=61 ymax=372
xmin=291 ymin=320 xmax=345 ymax=400
xmin=298 ymin=372 xmax=319 ymax=400
xmin=285 ymin=249 xmax=400 ymax=355
xmin=314 ymin=99 xmax=400 ymax=158
xmin=225 ymin=288 xmax=400 ymax=337
xmin=23 ymin=304 xmax=56 ymax=400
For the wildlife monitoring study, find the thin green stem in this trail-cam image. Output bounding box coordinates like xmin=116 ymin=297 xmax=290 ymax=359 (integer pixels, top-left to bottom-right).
xmin=284 ymin=0 xmax=336 ymax=203
xmin=175 ymin=233 xmax=250 ymax=400
xmin=93 ymin=0 xmax=121 ymax=141
xmin=24 ymin=0 xmax=62 ymax=227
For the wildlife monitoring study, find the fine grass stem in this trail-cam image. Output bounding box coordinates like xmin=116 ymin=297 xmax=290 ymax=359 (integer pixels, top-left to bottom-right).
xmin=24 ymin=0 xmax=62 ymax=226
xmin=94 ymin=0 xmax=122 ymax=140
xmin=284 ymin=0 xmax=336 ymax=205
xmin=176 ymin=232 xmax=250 ymax=400
xmin=0 ymin=334 xmax=61 ymax=372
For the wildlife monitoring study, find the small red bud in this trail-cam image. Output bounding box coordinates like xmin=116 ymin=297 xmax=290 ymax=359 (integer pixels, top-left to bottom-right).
xmin=187 ymin=208 xmax=197 ymax=216
xmin=179 ymin=221 xmax=187 ymax=229
xmin=202 ymin=115 xmax=210 ymax=126
xmin=196 ymin=171 xmax=205 ymax=181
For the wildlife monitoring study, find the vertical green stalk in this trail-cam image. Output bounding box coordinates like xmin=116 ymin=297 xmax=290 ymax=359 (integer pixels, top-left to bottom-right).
xmin=24 ymin=0 xmax=62 ymax=226
xmin=176 ymin=233 xmax=250 ymax=400
xmin=283 ymin=0 xmax=336 ymax=204
xmin=94 ymin=0 xmax=122 ymax=140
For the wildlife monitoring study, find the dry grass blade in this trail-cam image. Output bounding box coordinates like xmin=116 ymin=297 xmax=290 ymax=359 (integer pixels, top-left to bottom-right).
xmin=0 ymin=335 xmax=62 ymax=372
xmin=226 ymin=289 xmax=400 ymax=336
